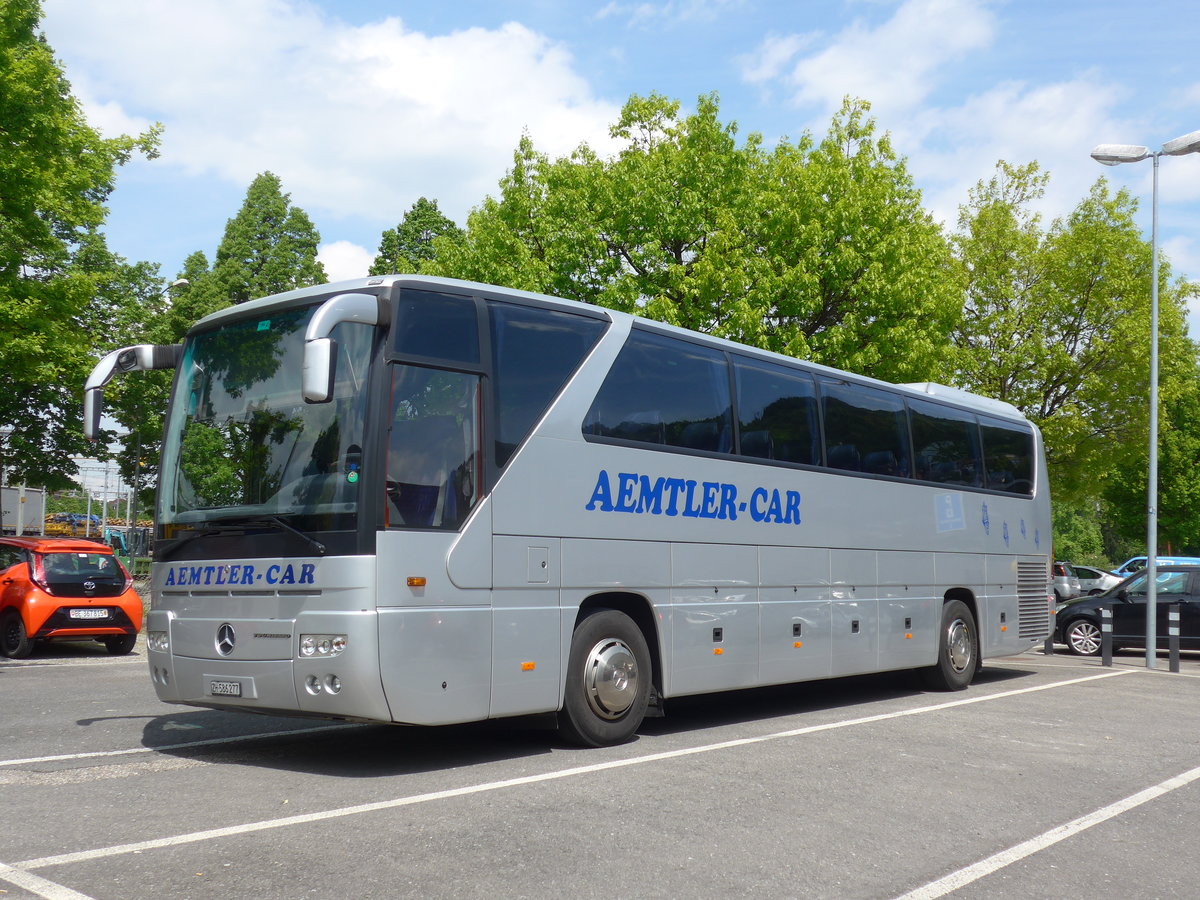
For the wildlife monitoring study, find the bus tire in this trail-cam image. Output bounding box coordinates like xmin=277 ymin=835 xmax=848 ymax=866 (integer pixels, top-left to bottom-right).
xmin=559 ymin=609 xmax=651 ymax=747
xmin=921 ymin=599 xmax=977 ymax=691
xmin=1 ymin=610 xmax=32 ymax=659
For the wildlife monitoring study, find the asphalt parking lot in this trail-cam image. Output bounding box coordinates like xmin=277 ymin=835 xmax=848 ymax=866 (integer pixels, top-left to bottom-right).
xmin=2 ymin=641 xmax=1198 ymax=900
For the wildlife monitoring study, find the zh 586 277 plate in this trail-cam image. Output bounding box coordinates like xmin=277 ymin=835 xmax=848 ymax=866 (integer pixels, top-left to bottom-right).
xmin=208 ymin=680 xmax=242 ymax=697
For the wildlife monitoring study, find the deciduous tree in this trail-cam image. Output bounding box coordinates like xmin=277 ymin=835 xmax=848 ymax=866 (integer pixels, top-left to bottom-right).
xmin=427 ymin=93 xmax=960 ymax=383
xmin=951 ymin=161 xmax=1197 ymax=506
xmin=0 ymin=0 xmax=159 ymax=487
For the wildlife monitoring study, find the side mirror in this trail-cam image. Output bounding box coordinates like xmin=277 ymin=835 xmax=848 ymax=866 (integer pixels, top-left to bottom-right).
xmin=83 ymin=344 xmax=181 ymax=440
xmin=1116 ymin=589 xmax=1128 ymax=602
xmin=302 ymin=293 xmax=380 ymax=403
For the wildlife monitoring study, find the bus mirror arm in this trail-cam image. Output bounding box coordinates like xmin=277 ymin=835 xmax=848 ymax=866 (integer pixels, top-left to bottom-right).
xmin=83 ymin=344 xmax=182 ymax=441
xmin=302 ymin=292 xmax=381 ymax=403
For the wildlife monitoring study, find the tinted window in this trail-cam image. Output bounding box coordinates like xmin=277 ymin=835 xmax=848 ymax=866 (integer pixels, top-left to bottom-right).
xmin=0 ymin=545 xmax=24 ymax=571
xmin=393 ymin=290 xmax=479 ymax=364
xmin=387 ymin=366 xmax=481 ymax=530
xmin=909 ymin=398 xmax=982 ymax=487
xmin=820 ymin=380 xmax=910 ymax=476
xmin=980 ymin=418 xmax=1034 ymax=494
xmin=585 ymin=330 xmax=732 ymax=452
xmin=734 ymin=359 xmax=819 ymax=465
xmin=490 ymin=303 xmax=605 ymax=467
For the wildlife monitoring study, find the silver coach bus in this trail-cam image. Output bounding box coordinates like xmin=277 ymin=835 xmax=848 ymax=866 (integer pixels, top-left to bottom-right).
xmin=85 ymin=275 xmax=1051 ymax=746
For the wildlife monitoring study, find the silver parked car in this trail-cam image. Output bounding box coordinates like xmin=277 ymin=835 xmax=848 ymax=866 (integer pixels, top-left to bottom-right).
xmin=1070 ymin=564 xmax=1121 ymax=596
xmin=1052 ymin=561 xmax=1081 ymax=602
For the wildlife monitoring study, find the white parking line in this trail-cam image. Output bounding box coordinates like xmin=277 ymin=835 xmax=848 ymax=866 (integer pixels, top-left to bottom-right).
xmin=0 ymin=724 xmax=360 ymax=768
xmin=12 ymin=670 xmax=1128 ymax=874
xmin=0 ymin=861 xmax=96 ymax=900
xmin=895 ymin=762 xmax=1200 ymax=899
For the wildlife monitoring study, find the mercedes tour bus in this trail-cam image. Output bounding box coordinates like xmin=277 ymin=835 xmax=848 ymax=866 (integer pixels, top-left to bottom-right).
xmin=85 ymin=275 xmax=1052 ymax=746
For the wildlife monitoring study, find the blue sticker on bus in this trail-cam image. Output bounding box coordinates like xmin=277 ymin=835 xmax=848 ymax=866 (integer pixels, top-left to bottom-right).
xmin=585 ymin=470 xmax=800 ymax=525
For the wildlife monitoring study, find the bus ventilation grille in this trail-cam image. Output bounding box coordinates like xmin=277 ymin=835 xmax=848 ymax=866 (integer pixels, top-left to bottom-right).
xmin=1016 ymin=561 xmax=1051 ymax=640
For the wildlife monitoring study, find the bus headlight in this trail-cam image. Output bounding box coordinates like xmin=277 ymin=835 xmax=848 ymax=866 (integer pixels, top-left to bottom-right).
xmin=148 ymin=631 xmax=170 ymax=652
xmin=299 ymin=634 xmax=347 ymax=658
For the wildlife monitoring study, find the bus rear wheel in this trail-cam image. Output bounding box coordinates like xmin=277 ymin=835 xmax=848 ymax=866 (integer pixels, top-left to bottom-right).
xmin=559 ymin=609 xmax=651 ymax=747
xmin=921 ymin=599 xmax=977 ymax=691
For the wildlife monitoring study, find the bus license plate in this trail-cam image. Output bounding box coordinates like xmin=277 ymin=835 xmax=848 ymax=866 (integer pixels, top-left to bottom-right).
xmin=209 ymin=680 xmax=242 ymax=697
xmin=69 ymin=608 xmax=108 ymax=619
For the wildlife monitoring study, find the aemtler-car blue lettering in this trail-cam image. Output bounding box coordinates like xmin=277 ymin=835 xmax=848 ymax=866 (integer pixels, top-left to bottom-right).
xmin=585 ymin=470 xmax=801 ymax=525
xmin=164 ymin=562 xmax=317 ymax=587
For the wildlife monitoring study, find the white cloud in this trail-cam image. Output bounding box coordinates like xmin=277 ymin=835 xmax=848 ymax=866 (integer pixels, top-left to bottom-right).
xmin=318 ymin=240 xmax=376 ymax=283
xmin=738 ymin=33 xmax=811 ymax=85
xmin=41 ymin=0 xmax=622 ymax=227
xmin=760 ymin=0 xmax=995 ymax=115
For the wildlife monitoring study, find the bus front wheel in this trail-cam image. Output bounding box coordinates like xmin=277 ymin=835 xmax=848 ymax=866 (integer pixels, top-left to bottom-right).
xmin=921 ymin=600 xmax=977 ymax=691
xmin=559 ymin=609 xmax=651 ymax=747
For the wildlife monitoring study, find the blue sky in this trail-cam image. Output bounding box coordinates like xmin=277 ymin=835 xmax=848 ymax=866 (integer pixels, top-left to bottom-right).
xmin=40 ymin=0 xmax=1200 ymax=330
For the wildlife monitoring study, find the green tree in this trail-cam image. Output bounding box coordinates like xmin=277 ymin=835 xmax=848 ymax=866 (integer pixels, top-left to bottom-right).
xmin=1103 ymin=378 xmax=1200 ymax=555
xmin=106 ymin=174 xmax=327 ymax=506
xmin=180 ymin=172 xmax=327 ymax=318
xmin=427 ymin=93 xmax=960 ymax=382
xmin=951 ymin=161 xmax=1197 ymax=506
xmin=0 ymin=0 xmax=159 ymax=487
xmin=370 ymin=197 xmax=463 ymax=275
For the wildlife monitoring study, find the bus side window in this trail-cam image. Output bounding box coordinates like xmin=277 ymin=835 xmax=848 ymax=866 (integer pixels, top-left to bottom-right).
xmin=908 ymin=397 xmax=983 ymax=487
xmin=489 ymin=303 xmax=605 ymax=467
xmin=820 ymin=379 xmax=910 ymax=478
xmin=585 ymin=329 xmax=731 ymax=453
xmin=733 ymin=359 xmax=819 ymax=465
xmin=979 ymin=418 xmax=1035 ymax=495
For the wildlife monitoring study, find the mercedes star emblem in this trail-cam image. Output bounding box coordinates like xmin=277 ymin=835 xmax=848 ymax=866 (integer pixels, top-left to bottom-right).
xmin=216 ymin=623 xmax=236 ymax=656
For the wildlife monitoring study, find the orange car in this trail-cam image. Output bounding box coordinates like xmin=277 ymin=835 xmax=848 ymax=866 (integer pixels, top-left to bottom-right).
xmin=0 ymin=536 xmax=143 ymax=659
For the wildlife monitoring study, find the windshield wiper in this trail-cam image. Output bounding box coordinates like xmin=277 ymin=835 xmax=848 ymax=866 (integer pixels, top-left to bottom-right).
xmin=157 ymin=515 xmax=327 ymax=560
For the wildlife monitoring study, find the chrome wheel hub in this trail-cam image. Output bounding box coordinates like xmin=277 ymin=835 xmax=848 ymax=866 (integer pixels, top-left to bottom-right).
xmin=947 ymin=617 xmax=972 ymax=673
xmin=583 ymin=637 xmax=640 ymax=720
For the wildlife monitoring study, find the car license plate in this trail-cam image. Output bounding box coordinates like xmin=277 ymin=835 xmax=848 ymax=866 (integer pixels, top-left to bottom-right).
xmin=209 ymin=680 xmax=242 ymax=697
xmin=69 ymin=608 xmax=108 ymax=619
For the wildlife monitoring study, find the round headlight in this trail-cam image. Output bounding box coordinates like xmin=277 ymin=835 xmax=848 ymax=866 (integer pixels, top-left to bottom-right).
xmin=300 ymin=636 xmax=316 ymax=657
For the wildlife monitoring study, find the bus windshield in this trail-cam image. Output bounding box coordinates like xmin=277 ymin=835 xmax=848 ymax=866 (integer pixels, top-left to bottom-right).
xmin=159 ymin=305 xmax=373 ymax=531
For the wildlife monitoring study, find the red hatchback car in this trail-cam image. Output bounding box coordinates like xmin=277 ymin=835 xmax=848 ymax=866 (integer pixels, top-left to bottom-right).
xmin=0 ymin=536 xmax=143 ymax=659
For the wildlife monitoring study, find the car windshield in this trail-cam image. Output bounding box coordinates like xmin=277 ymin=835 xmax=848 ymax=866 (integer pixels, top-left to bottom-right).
xmin=158 ymin=305 xmax=373 ymax=532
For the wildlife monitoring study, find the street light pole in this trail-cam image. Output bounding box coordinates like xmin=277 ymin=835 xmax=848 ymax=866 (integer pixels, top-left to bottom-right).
xmin=1091 ymin=129 xmax=1200 ymax=669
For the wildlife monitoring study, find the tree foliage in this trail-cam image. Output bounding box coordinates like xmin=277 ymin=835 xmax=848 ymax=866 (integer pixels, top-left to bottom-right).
xmin=166 ymin=172 xmax=327 ymax=330
xmin=370 ymin=197 xmax=462 ymax=275
xmin=105 ymin=173 xmax=326 ymax=503
xmin=951 ymin=161 xmax=1198 ymax=505
xmin=1102 ymin=378 xmax=1200 ymax=555
xmin=0 ymin=0 xmax=159 ymax=488
xmin=427 ymin=93 xmax=960 ymax=382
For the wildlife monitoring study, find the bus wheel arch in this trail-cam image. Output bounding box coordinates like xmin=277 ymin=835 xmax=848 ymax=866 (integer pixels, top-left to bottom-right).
xmin=920 ymin=591 xmax=978 ymax=691
xmin=559 ymin=594 xmax=658 ymax=747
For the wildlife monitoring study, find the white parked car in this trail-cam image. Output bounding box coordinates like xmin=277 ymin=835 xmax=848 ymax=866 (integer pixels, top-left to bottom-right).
xmin=1070 ymin=564 xmax=1121 ymax=595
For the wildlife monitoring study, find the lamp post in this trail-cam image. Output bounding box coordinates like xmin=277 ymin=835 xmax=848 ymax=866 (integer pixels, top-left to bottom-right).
xmin=1091 ymin=129 xmax=1200 ymax=669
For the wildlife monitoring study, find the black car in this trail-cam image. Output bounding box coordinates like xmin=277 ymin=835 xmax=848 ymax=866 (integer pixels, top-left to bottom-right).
xmin=1055 ymin=565 xmax=1200 ymax=656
